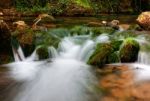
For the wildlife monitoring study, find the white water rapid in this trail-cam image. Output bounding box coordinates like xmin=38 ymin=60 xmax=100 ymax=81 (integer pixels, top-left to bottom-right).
xmin=6 ymin=35 xmax=101 ymax=101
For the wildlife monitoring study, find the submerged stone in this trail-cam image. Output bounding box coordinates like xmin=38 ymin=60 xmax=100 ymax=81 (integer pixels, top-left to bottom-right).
xmin=119 ymin=38 xmax=140 ymax=62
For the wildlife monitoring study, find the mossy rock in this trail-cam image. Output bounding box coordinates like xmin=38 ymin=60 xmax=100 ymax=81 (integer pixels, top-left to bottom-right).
xmin=107 ymin=52 xmax=120 ymax=63
xmin=111 ymin=40 xmax=123 ymax=51
xmin=36 ymin=45 xmax=49 ymax=60
xmin=119 ymin=38 xmax=140 ymax=62
xmin=91 ymin=27 xmax=116 ymax=37
xmin=88 ymin=43 xmax=116 ymax=67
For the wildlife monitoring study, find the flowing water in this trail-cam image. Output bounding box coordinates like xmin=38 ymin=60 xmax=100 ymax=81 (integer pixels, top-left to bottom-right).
xmin=5 ymin=35 xmax=101 ymax=101
xmin=3 ymin=28 xmax=150 ymax=101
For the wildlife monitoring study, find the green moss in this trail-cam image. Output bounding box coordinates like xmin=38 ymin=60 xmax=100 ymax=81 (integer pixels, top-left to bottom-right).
xmin=128 ymin=24 xmax=142 ymax=31
xmin=88 ymin=43 xmax=114 ymax=67
xmin=35 ymin=31 xmax=60 ymax=48
xmin=36 ymin=45 xmax=49 ymax=60
xmin=107 ymin=52 xmax=120 ymax=63
xmin=113 ymin=31 xmax=136 ymax=39
xmin=91 ymin=27 xmax=116 ymax=37
xmin=119 ymin=38 xmax=140 ymax=62
xmin=88 ymin=39 xmax=123 ymax=67
xmin=70 ymin=26 xmax=91 ymax=35
xmin=111 ymin=40 xmax=123 ymax=51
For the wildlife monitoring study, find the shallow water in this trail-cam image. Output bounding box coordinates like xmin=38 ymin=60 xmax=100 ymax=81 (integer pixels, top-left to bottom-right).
xmin=1 ymin=14 xmax=137 ymax=29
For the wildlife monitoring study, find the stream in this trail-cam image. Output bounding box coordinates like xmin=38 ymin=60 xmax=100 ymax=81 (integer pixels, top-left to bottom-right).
xmin=1 ymin=15 xmax=150 ymax=101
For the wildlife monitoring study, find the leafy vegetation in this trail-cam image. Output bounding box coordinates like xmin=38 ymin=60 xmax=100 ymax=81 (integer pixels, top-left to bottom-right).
xmin=12 ymin=0 xmax=150 ymax=14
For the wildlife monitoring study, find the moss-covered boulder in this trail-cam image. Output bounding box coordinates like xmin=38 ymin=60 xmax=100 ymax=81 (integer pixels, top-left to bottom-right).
xmin=88 ymin=41 xmax=122 ymax=67
xmin=36 ymin=45 xmax=49 ymax=60
xmin=88 ymin=43 xmax=114 ymax=67
xmin=107 ymin=52 xmax=120 ymax=63
xmin=119 ymin=38 xmax=140 ymax=62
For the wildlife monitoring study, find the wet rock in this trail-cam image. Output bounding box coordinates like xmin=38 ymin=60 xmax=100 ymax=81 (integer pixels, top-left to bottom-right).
xmin=36 ymin=45 xmax=49 ymax=60
xmin=107 ymin=52 xmax=120 ymax=63
xmin=137 ymin=12 xmax=150 ymax=30
xmin=88 ymin=41 xmax=122 ymax=67
xmin=88 ymin=43 xmax=114 ymax=67
xmin=119 ymin=38 xmax=140 ymax=62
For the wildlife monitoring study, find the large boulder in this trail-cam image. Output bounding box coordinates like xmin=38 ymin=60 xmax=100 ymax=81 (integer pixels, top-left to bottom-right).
xmin=88 ymin=41 xmax=122 ymax=67
xmin=137 ymin=12 xmax=150 ymax=30
xmin=119 ymin=38 xmax=140 ymax=62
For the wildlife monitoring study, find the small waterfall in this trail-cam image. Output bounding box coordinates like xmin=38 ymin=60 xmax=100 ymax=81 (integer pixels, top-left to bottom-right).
xmin=138 ymin=52 xmax=150 ymax=64
xmin=7 ymin=35 xmax=99 ymax=101
xmin=136 ymin=35 xmax=150 ymax=64
xmin=12 ymin=46 xmax=25 ymax=62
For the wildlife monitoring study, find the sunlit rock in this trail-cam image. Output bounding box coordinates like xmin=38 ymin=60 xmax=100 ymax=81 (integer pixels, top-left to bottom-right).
xmin=137 ymin=11 xmax=150 ymax=30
